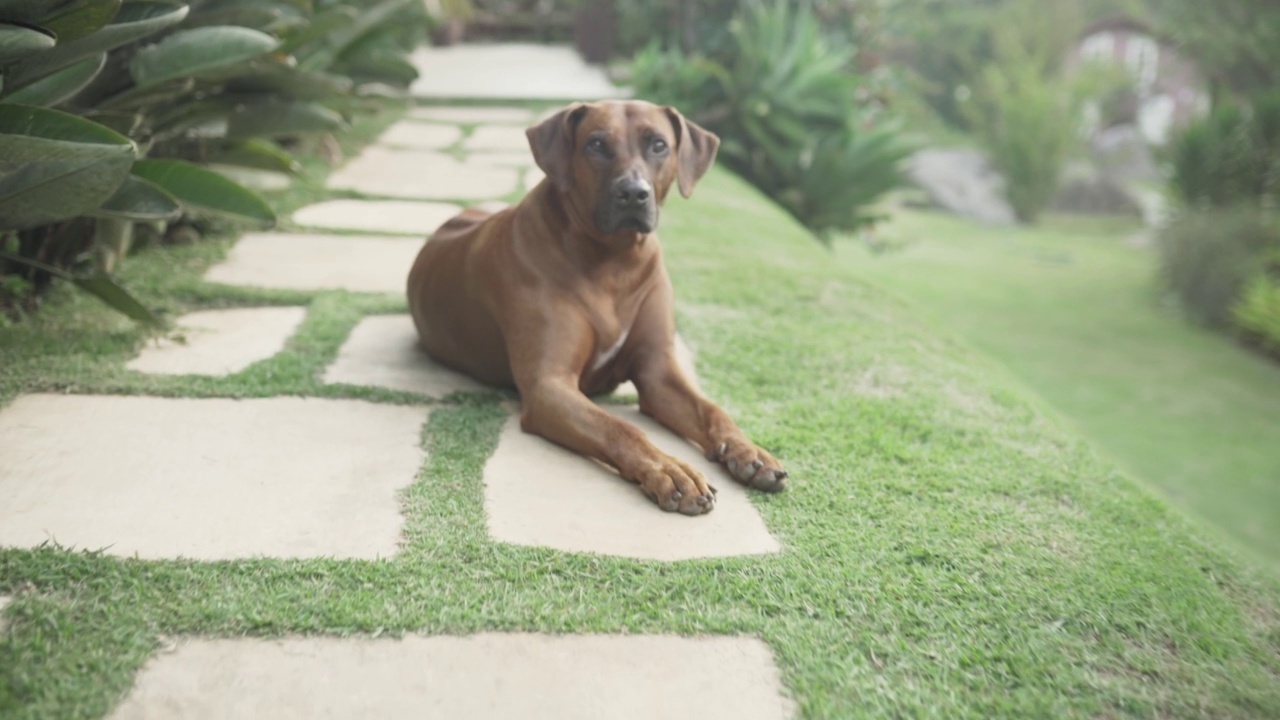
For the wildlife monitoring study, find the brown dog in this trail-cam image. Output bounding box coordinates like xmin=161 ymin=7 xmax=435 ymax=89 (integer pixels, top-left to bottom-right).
xmin=407 ymin=100 xmax=787 ymax=515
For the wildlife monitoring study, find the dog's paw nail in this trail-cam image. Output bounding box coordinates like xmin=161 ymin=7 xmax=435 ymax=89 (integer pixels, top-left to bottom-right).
xmin=751 ymin=459 xmax=763 ymax=470
xmin=777 ymin=470 xmax=789 ymax=480
xmin=718 ymin=442 xmax=727 ymax=456
xmin=709 ymin=483 xmax=719 ymax=495
xmin=671 ymin=491 xmax=682 ymax=502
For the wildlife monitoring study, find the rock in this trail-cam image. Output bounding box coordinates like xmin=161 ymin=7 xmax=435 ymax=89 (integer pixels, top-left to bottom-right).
xmin=906 ymin=148 xmax=1017 ymax=226
xmin=1050 ymin=161 xmax=1144 ymax=218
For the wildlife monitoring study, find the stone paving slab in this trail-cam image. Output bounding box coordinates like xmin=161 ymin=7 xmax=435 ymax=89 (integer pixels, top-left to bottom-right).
xmin=485 ymin=405 xmax=780 ymax=560
xmin=0 ymin=395 xmax=426 ymax=560
xmin=464 ymin=150 xmax=535 ymax=168
xmin=108 ymin=634 xmax=793 ymax=720
xmin=327 ymin=147 xmax=519 ymax=200
xmin=127 ymin=307 xmax=306 ymax=376
xmin=324 ymin=315 xmax=488 ymax=398
xmin=410 ymin=105 xmax=533 ymax=124
xmin=409 ymin=43 xmax=628 ymax=100
xmin=204 ymin=233 xmax=422 ymax=293
xmin=466 ymin=125 xmax=533 ymax=153
xmin=292 ymin=199 xmax=461 ymax=235
xmin=376 ymin=121 xmax=462 ymax=150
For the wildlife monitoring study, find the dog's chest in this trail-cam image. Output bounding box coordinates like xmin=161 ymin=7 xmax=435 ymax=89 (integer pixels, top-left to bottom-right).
xmin=591 ymin=327 xmax=630 ymax=371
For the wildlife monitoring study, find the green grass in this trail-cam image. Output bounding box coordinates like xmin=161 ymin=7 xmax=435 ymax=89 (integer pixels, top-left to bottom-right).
xmin=2 ymin=111 xmax=1280 ymax=718
xmin=841 ymin=210 xmax=1280 ymax=574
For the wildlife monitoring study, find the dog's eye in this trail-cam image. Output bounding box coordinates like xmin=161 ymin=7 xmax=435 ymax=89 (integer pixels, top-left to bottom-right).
xmin=586 ymin=137 xmax=607 ymax=154
xmin=650 ymin=138 xmax=669 ymax=155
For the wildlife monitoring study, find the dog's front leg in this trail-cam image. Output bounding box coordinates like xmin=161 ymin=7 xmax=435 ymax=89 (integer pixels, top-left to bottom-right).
xmin=519 ymin=378 xmax=716 ymax=515
xmin=626 ymin=290 xmax=788 ymax=492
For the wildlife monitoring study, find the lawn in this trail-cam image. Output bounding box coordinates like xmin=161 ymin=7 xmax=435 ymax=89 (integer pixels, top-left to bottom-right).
xmin=841 ymin=210 xmax=1280 ymax=574
xmin=2 ymin=108 xmax=1280 ymax=718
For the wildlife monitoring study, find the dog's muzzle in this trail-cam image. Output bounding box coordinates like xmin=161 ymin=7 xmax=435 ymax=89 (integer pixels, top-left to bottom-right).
xmin=601 ymin=176 xmax=657 ymax=233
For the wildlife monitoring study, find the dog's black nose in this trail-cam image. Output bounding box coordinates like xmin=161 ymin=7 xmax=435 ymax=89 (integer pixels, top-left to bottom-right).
xmin=613 ymin=178 xmax=652 ymax=207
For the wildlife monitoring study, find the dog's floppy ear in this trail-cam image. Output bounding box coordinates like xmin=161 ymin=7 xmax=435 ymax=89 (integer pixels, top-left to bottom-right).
xmin=664 ymin=106 xmax=720 ymax=198
xmin=526 ymin=103 xmax=588 ymax=193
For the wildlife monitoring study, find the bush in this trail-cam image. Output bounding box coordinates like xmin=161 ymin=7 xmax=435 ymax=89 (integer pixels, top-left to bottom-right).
xmin=629 ymin=0 xmax=914 ymax=239
xmin=1169 ymin=91 xmax=1280 ymax=210
xmin=960 ymin=17 xmax=1088 ymax=224
xmin=1233 ymin=251 xmax=1280 ymax=355
xmin=1157 ymin=206 xmax=1280 ymax=326
xmin=0 ymin=0 xmax=427 ymax=322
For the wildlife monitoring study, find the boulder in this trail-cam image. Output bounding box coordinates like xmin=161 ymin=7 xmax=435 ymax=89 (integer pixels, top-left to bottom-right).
xmin=906 ymin=148 xmax=1017 ymax=226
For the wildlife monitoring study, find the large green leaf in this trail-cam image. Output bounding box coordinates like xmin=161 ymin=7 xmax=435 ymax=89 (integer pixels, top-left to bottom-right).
xmin=0 ymin=22 xmax=56 ymax=65
xmin=130 ymin=25 xmax=278 ymax=88
xmin=41 ymin=0 xmax=121 ymax=43
xmin=1 ymin=52 xmax=105 ymax=106
xmin=0 ymin=104 xmax=135 ymax=230
xmin=5 ymin=1 xmax=190 ymax=91
xmin=90 ymin=173 xmax=180 ymax=221
xmin=277 ymin=5 xmax=355 ymax=56
xmin=0 ymin=250 xmax=161 ymax=324
xmin=0 ymin=1 xmax=75 ymax=25
xmin=131 ymin=159 xmax=274 ymax=227
xmin=211 ymin=138 xmax=301 ymax=174
xmin=225 ymin=98 xmax=344 ymax=139
xmin=298 ymin=0 xmax=411 ymax=72
xmin=96 ymin=76 xmax=193 ymax=111
xmin=225 ymin=58 xmax=352 ymax=101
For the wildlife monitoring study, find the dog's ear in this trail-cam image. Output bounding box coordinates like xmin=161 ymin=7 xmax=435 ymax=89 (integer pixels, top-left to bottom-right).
xmin=526 ymin=103 xmax=589 ymax=193
xmin=664 ymin=106 xmax=720 ymax=198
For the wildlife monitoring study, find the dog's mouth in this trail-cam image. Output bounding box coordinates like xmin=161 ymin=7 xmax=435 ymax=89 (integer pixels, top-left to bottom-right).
xmin=613 ymin=216 xmax=655 ymax=233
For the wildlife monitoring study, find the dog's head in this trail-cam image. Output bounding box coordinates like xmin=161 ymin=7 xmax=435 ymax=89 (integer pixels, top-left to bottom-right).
xmin=525 ymin=100 xmax=719 ymax=237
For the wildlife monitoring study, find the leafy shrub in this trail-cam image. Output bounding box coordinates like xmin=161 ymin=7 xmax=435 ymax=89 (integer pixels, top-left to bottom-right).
xmin=1233 ymin=250 xmax=1280 ymax=355
xmin=0 ymin=0 xmax=427 ymax=322
xmin=1169 ymin=91 xmax=1280 ymax=210
xmin=960 ymin=19 xmax=1087 ymax=224
xmin=1157 ymin=206 xmax=1280 ymax=326
xmin=630 ymin=0 xmax=913 ymax=238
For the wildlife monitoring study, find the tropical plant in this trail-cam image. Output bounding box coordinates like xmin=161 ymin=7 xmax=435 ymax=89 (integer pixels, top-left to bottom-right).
xmin=0 ymin=0 xmax=427 ymax=322
xmin=630 ymin=0 xmax=914 ymax=238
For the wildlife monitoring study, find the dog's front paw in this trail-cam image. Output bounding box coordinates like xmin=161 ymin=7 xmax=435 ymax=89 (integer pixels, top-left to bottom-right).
xmin=635 ymin=455 xmax=717 ymax=516
xmin=707 ymin=439 xmax=788 ymax=492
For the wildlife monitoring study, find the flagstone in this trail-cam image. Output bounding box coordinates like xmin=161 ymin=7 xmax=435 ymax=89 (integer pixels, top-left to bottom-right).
xmin=409 ymin=105 xmax=533 ymax=124
xmin=409 ymin=43 xmax=628 ymax=100
xmin=327 ymin=147 xmax=519 ymax=200
xmin=324 ymin=315 xmax=488 ymax=398
xmin=376 ymin=121 xmax=462 ymax=150
xmin=292 ymin=199 xmax=461 ymax=235
xmin=484 ymin=405 xmax=780 ymax=560
xmin=107 ymin=634 xmax=793 ymax=720
xmin=204 ymin=233 xmax=422 ymax=293
xmin=465 ymin=125 xmax=532 ymax=153
xmin=127 ymin=307 xmax=306 ymax=376
xmin=464 ymin=150 xmax=534 ymax=168
xmin=0 ymin=395 xmax=426 ymax=560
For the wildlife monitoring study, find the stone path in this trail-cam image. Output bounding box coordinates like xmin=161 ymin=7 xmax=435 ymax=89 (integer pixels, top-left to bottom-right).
xmin=0 ymin=44 xmax=790 ymax=719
